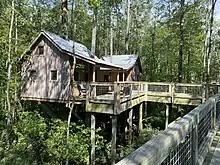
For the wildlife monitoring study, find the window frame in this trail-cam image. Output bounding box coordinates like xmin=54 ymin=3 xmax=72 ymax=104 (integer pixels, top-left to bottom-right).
xmin=50 ymin=70 xmax=58 ymax=81
xmin=30 ymin=70 xmax=37 ymax=81
xmin=38 ymin=45 xmax=44 ymax=55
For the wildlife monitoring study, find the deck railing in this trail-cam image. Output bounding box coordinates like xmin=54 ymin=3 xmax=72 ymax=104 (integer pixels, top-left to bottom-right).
xmin=77 ymin=81 xmax=220 ymax=103
xmin=116 ymin=93 xmax=220 ymax=165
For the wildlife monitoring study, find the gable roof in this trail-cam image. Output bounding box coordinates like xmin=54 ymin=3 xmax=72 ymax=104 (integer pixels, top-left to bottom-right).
xmin=23 ymin=31 xmax=122 ymax=69
xmin=102 ymin=54 xmax=142 ymax=72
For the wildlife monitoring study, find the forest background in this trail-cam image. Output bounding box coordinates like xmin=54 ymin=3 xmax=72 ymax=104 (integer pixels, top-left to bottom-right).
xmin=0 ymin=0 xmax=220 ymax=164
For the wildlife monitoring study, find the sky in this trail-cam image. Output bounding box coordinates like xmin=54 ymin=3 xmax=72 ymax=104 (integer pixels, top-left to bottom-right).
xmin=216 ymin=0 xmax=220 ymax=20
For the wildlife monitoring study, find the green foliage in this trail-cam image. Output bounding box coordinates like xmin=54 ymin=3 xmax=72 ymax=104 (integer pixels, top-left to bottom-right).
xmin=0 ymin=111 xmax=48 ymax=165
xmin=116 ymin=124 xmax=160 ymax=161
xmin=46 ymin=120 xmax=91 ymax=165
xmin=0 ymin=0 xmax=220 ymax=164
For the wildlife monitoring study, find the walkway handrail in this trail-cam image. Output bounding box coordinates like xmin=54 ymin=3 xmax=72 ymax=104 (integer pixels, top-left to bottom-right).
xmin=116 ymin=93 xmax=220 ymax=165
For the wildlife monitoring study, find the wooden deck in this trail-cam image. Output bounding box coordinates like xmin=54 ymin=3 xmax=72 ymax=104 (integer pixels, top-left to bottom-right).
xmin=21 ymin=82 xmax=220 ymax=115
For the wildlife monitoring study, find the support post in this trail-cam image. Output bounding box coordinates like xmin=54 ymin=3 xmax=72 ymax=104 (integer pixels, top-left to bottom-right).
xmin=111 ymin=115 xmax=117 ymax=165
xmin=202 ymin=83 xmax=206 ymax=102
xmin=114 ymin=83 xmax=120 ymax=114
xmin=144 ymin=83 xmax=148 ymax=101
xmin=144 ymin=83 xmax=148 ymax=117
xmin=165 ymin=104 xmax=169 ymax=129
xmin=117 ymin=71 xmax=119 ymax=82
xmin=91 ymin=114 xmax=96 ymax=165
xmin=128 ymin=108 xmax=133 ymax=145
xmin=212 ymin=98 xmax=216 ymax=129
xmin=92 ymin=66 xmax=96 ymax=82
xmin=122 ymin=72 xmax=125 ymax=81
xmin=139 ymin=103 xmax=143 ymax=132
xmin=192 ymin=124 xmax=198 ymax=165
xmin=85 ymin=83 xmax=90 ymax=112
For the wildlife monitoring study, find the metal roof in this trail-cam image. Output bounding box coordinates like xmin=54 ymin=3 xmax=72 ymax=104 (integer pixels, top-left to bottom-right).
xmin=102 ymin=55 xmax=139 ymax=70
xmin=40 ymin=31 xmax=122 ymax=69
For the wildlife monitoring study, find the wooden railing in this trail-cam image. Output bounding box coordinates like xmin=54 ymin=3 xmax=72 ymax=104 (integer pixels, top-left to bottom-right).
xmin=116 ymin=93 xmax=220 ymax=165
xmin=76 ymin=81 xmax=220 ymax=103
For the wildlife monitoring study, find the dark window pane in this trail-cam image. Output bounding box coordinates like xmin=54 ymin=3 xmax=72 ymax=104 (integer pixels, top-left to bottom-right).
xmin=74 ymin=72 xmax=79 ymax=81
xmin=38 ymin=46 xmax=44 ymax=55
xmin=119 ymin=73 xmax=123 ymax=81
xmin=51 ymin=70 xmax=57 ymax=80
xmin=30 ymin=70 xmax=37 ymax=81
xmin=104 ymin=75 xmax=109 ymax=82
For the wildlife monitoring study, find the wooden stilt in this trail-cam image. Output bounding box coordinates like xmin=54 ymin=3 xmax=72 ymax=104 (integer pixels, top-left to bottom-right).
xmin=139 ymin=103 xmax=143 ymax=132
xmin=111 ymin=115 xmax=117 ymax=165
xmin=91 ymin=114 xmax=96 ymax=165
xmin=165 ymin=104 xmax=169 ymax=129
xmin=128 ymin=108 xmax=133 ymax=145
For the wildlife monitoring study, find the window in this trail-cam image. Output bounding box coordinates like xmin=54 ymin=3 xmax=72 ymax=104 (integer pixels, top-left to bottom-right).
xmin=74 ymin=72 xmax=79 ymax=81
xmin=104 ymin=75 xmax=109 ymax=82
xmin=38 ymin=46 xmax=44 ymax=55
xmin=30 ymin=70 xmax=37 ymax=81
xmin=119 ymin=73 xmax=123 ymax=81
xmin=51 ymin=70 xmax=57 ymax=80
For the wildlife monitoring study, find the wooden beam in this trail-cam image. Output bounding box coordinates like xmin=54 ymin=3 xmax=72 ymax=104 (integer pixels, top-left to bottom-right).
xmin=92 ymin=66 xmax=95 ymax=82
xmin=165 ymin=104 xmax=169 ymax=129
xmin=122 ymin=72 xmax=125 ymax=81
xmin=114 ymin=83 xmax=120 ymax=115
xmin=128 ymin=108 xmax=133 ymax=145
xmin=139 ymin=103 xmax=143 ymax=132
xmin=111 ymin=115 xmax=117 ymax=165
xmin=117 ymin=71 xmax=119 ymax=82
xmin=91 ymin=114 xmax=96 ymax=165
xmin=212 ymin=98 xmax=216 ymax=129
xmin=192 ymin=125 xmax=198 ymax=165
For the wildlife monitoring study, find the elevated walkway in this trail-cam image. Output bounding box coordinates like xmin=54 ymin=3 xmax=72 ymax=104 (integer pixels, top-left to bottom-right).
xmin=203 ymin=130 xmax=220 ymax=165
xmin=116 ymin=93 xmax=220 ymax=165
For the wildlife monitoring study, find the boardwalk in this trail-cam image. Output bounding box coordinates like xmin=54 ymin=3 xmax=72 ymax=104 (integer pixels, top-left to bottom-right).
xmin=203 ymin=129 xmax=220 ymax=165
xmin=116 ymin=92 xmax=220 ymax=165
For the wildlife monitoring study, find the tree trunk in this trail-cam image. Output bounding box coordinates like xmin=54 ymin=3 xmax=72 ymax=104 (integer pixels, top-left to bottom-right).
xmin=91 ymin=8 xmax=98 ymax=56
xmin=61 ymin=0 xmax=68 ymax=35
xmin=6 ymin=0 xmax=15 ymax=147
xmin=203 ymin=0 xmax=217 ymax=98
xmin=13 ymin=12 xmax=18 ymax=121
xmin=110 ymin=7 xmax=113 ymax=62
xmin=66 ymin=105 xmax=74 ymax=165
xmin=125 ymin=0 xmax=130 ymax=54
xmin=206 ymin=0 xmax=217 ymax=84
xmin=177 ymin=0 xmax=185 ymax=83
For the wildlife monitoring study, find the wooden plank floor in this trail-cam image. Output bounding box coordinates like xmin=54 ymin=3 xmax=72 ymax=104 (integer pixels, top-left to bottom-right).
xmin=203 ymin=130 xmax=220 ymax=165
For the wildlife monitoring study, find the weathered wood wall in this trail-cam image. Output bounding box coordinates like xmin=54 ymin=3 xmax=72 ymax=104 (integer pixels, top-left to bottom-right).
xmin=21 ymin=36 xmax=70 ymax=100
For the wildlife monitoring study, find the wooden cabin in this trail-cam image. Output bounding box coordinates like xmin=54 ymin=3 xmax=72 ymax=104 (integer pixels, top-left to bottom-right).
xmin=21 ymin=31 xmax=122 ymax=102
xmin=101 ymin=55 xmax=142 ymax=82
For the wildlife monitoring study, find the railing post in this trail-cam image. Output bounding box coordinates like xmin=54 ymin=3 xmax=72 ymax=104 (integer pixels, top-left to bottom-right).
xmin=144 ymin=83 xmax=148 ymax=118
xmin=114 ymin=82 xmax=120 ymax=114
xmin=91 ymin=84 xmax=96 ymax=98
xmin=85 ymin=83 xmax=90 ymax=112
xmin=202 ymin=83 xmax=206 ymax=102
xmin=144 ymin=83 xmax=148 ymax=102
xmin=170 ymin=83 xmax=174 ymax=104
xmin=212 ymin=98 xmax=216 ymax=129
xmin=192 ymin=124 xmax=198 ymax=165
xmin=130 ymin=83 xmax=133 ymax=98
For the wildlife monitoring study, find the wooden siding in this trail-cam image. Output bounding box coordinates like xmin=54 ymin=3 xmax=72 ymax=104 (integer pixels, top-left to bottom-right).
xmin=21 ymin=36 xmax=70 ymax=100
